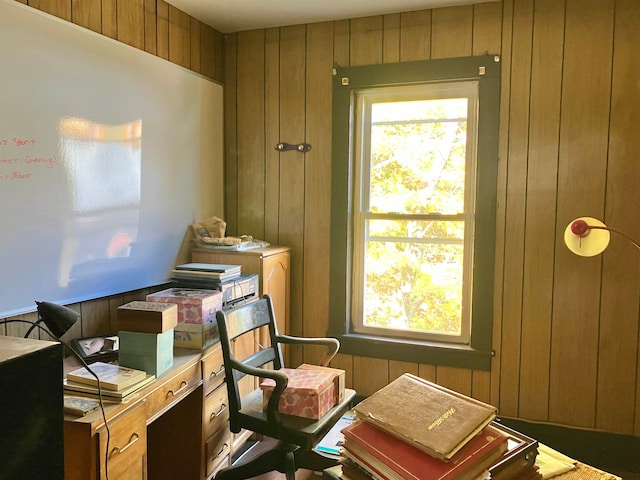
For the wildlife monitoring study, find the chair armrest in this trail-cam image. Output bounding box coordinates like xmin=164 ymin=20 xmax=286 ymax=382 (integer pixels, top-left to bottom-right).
xmin=226 ymin=357 xmax=289 ymax=428
xmin=274 ymin=334 xmax=340 ymax=366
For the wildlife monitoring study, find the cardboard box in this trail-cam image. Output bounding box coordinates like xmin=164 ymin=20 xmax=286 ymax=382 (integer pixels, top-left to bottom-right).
xmin=260 ymin=368 xmax=335 ymax=420
xmin=118 ymin=329 xmax=174 ymax=377
xmin=117 ymin=301 xmax=178 ymax=333
xmin=146 ymin=288 xmax=222 ymax=325
xmin=173 ymin=322 xmax=219 ymax=349
xmin=298 ymin=363 xmax=345 ymax=404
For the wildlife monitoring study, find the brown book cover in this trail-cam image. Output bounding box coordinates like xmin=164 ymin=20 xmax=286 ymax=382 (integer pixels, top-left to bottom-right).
xmin=342 ymin=420 xmax=508 ymax=480
xmin=353 ymin=373 xmax=497 ymax=460
xmin=117 ymin=301 xmax=178 ymax=333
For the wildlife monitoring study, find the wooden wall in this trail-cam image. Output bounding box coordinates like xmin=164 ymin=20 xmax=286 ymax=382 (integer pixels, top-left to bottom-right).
xmin=223 ymin=0 xmax=640 ymax=438
xmin=1 ymin=0 xmax=224 ymax=338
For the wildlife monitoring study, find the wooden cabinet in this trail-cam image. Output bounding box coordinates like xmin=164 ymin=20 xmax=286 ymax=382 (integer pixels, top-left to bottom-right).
xmin=191 ymin=246 xmax=291 ymax=337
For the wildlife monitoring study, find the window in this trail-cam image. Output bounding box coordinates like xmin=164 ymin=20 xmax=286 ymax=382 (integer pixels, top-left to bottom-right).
xmin=329 ymin=56 xmax=500 ymax=370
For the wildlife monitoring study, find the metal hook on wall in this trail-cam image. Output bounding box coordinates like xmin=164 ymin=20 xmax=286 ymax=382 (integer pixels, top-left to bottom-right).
xmin=274 ymin=142 xmax=312 ymax=153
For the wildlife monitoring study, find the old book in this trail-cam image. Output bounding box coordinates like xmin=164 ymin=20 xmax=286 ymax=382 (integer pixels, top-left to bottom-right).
xmin=117 ymin=301 xmax=178 ymax=333
xmin=353 ymin=373 xmax=497 ymax=460
xmin=342 ymin=420 xmax=508 ymax=480
xmin=63 ymin=373 xmax=156 ymax=401
xmin=66 ymin=361 xmax=147 ymax=391
xmin=63 ymin=395 xmax=100 ymax=416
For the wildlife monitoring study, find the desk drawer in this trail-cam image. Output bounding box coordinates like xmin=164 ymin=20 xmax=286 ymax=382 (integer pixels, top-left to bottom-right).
xmin=203 ymin=382 xmax=229 ymax=439
xmin=202 ymin=343 xmax=225 ymax=395
xmin=205 ymin=427 xmax=231 ymax=477
xmin=98 ymin=403 xmax=146 ymax=480
xmin=145 ymin=362 xmax=201 ymax=421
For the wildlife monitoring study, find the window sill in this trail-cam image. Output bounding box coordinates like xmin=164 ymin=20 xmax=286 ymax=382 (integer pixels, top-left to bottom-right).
xmin=332 ymin=332 xmax=493 ymax=370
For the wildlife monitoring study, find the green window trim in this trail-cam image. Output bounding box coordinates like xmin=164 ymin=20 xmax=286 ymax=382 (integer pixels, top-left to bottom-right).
xmin=328 ymin=55 xmax=501 ymax=371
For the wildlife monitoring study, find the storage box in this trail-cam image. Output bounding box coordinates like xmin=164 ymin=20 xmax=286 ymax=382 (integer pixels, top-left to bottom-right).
xmin=146 ymin=288 xmax=222 ymax=325
xmin=173 ymin=322 xmax=219 ymax=350
xmin=260 ymin=368 xmax=335 ymax=420
xmin=117 ymin=301 xmax=178 ymax=333
xmin=298 ymin=363 xmax=345 ymax=404
xmin=118 ymin=329 xmax=174 ymax=377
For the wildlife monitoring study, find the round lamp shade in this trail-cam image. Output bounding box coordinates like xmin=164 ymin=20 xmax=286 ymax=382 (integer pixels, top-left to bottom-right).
xmin=564 ymin=217 xmax=610 ymax=257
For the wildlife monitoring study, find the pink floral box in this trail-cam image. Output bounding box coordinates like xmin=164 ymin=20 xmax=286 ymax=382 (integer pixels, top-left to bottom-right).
xmin=260 ymin=368 xmax=336 ymax=420
xmin=146 ymin=288 xmax=222 ymax=325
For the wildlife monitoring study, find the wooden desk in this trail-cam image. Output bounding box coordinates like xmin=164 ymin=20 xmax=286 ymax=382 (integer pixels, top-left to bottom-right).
xmin=64 ymin=344 xmax=229 ymax=480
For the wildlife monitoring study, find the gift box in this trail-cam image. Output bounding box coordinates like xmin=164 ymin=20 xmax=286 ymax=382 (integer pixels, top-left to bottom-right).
xmin=117 ymin=301 xmax=178 ymax=333
xmin=118 ymin=329 xmax=174 ymax=377
xmin=260 ymin=367 xmax=335 ymax=420
xmin=298 ymin=363 xmax=345 ymax=404
xmin=146 ymin=288 xmax=222 ymax=325
xmin=173 ymin=322 xmax=219 ymax=350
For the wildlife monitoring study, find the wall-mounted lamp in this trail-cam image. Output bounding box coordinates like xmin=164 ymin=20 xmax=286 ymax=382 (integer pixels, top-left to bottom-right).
xmin=564 ymin=216 xmax=640 ymax=257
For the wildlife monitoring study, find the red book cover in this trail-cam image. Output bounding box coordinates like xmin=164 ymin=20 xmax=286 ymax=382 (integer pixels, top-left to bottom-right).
xmin=341 ymin=420 xmax=509 ymax=480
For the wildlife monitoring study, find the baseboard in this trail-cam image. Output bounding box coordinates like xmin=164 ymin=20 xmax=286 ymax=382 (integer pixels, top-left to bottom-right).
xmin=497 ymin=417 xmax=640 ymax=474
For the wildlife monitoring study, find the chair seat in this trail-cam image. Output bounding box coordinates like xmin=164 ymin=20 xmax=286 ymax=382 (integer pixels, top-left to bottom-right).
xmin=237 ymin=388 xmax=357 ymax=450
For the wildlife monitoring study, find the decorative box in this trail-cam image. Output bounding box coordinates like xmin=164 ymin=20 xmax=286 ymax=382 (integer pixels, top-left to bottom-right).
xmin=298 ymin=363 xmax=345 ymax=404
xmin=146 ymin=288 xmax=222 ymax=325
xmin=118 ymin=329 xmax=174 ymax=377
xmin=260 ymin=368 xmax=335 ymax=420
xmin=117 ymin=301 xmax=178 ymax=333
xmin=173 ymin=322 xmax=219 ymax=350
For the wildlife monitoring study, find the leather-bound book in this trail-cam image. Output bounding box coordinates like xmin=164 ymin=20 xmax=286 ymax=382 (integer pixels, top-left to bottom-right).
xmin=341 ymin=420 xmax=509 ymax=480
xmin=353 ymin=373 xmax=497 ymax=460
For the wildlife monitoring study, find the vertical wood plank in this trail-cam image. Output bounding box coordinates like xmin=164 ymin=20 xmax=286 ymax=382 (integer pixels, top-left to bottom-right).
xmin=389 ymin=360 xmax=419 ymax=382
xmin=350 ymin=15 xmax=383 ymax=66
xmin=224 ymin=33 xmax=239 ymax=233
xmin=550 ymin=0 xmax=614 ymax=428
xmin=28 ymin=0 xmax=71 ymax=19
xmin=101 ymin=0 xmax=117 ymax=39
xmin=353 ymin=356 xmax=388 ymax=396
xmin=264 ymin=27 xmax=281 ymax=244
xmin=168 ymin=5 xmax=190 ymax=68
xmin=431 ymin=5 xmax=472 ymax=59
xmin=278 ymin=25 xmax=307 ymax=367
xmin=418 ymin=364 xmax=436 ymax=382
xmin=71 ymin=0 xmax=101 ymax=33
xmin=80 ymin=298 xmax=111 ymax=338
xmin=199 ymin=24 xmax=216 ymax=79
xmin=498 ymin=0 xmax=534 ymax=418
xmin=333 ymin=19 xmax=350 ymax=67
xmin=436 ymin=366 xmax=472 ymax=397
xmin=331 ymin=353 xmax=353 ymax=389
xmin=156 ymin=0 xmax=169 ymax=60
xmin=518 ymin=0 xmax=564 ymax=422
xmin=302 ymin=22 xmax=333 ymax=352
xmin=236 ymin=30 xmax=266 ymax=236
xmin=382 ymin=13 xmax=400 ymax=64
xmin=597 ymin=0 xmax=640 ymax=435
xmin=190 ymin=18 xmax=201 ymax=74
xmin=116 ymin=0 xmax=144 ymax=50
xmin=144 ymin=0 xmax=157 ymax=55
xmin=399 ymin=10 xmax=431 ymax=62
xmin=472 ymin=1 xmax=502 ymax=55
xmin=490 ymin=0 xmax=513 ymax=410
xmin=472 ymin=370 xmax=491 ymax=404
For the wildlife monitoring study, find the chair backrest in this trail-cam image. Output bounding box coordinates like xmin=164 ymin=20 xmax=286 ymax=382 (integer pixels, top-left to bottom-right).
xmin=216 ymin=295 xmax=284 ymax=423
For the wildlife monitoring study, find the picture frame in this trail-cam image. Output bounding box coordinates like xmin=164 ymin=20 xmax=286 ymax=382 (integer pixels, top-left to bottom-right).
xmin=70 ymin=335 xmax=119 ymax=364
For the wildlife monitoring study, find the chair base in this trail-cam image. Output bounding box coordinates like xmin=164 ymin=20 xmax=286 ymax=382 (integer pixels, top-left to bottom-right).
xmin=215 ymin=438 xmax=338 ymax=480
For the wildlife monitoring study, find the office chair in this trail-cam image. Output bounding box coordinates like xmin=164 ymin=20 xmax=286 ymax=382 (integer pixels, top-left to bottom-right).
xmin=215 ymin=294 xmax=356 ymax=480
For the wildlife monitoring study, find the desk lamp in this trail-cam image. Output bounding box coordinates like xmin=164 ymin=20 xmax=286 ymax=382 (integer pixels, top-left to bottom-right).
xmin=564 ymin=216 xmax=640 ymax=257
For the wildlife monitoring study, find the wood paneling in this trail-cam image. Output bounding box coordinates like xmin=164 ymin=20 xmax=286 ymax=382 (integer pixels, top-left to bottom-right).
xmin=224 ymin=0 xmax=640 ymax=439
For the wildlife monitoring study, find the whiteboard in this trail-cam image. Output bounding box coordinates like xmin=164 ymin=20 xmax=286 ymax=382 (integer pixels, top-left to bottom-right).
xmin=0 ymin=0 xmax=224 ymax=318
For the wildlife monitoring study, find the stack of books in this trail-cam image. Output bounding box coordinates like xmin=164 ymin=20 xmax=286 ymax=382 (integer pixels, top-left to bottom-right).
xmin=338 ymin=373 xmax=540 ymax=480
xmin=171 ymin=262 xmax=242 ymax=288
xmin=63 ymin=361 xmax=155 ymax=403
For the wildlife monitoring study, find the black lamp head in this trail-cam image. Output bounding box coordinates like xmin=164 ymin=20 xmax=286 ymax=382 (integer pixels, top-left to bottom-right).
xmin=35 ymin=301 xmax=79 ymax=338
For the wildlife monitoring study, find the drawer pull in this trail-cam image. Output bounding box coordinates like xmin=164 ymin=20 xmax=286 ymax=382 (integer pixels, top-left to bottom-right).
xmin=216 ymin=443 xmax=229 ymax=459
xmin=109 ymin=433 xmax=140 ymax=458
xmin=166 ymin=381 xmax=188 ymax=398
xmin=209 ymin=366 xmax=224 ymax=380
xmin=209 ymin=403 xmax=227 ymax=421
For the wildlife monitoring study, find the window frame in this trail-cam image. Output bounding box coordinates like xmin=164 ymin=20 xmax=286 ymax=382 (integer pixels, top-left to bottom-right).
xmin=328 ymin=56 xmax=500 ymax=370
